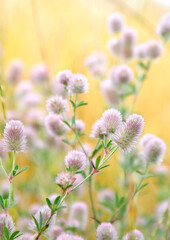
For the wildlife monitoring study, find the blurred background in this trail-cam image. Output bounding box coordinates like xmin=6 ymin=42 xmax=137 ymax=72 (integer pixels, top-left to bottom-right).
xmin=0 ymin=0 xmax=170 ymax=238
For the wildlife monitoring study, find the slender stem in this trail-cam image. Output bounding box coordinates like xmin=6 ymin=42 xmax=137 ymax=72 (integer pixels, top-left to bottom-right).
xmin=0 ymin=160 xmax=8 ymax=178
xmin=99 ymin=146 xmax=118 ymax=168
xmin=0 ymin=85 xmax=7 ymax=121
xmin=8 ymin=151 xmax=16 ymax=209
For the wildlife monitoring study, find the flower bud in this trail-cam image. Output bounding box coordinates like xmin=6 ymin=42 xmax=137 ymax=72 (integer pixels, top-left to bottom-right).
xmin=96 ymin=222 xmax=117 ymax=240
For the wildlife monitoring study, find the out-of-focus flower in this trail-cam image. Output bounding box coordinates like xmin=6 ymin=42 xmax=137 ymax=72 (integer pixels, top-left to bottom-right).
xmin=29 ymin=204 xmax=41 ymax=215
xmin=49 ymin=225 xmax=63 ymax=240
xmin=107 ymin=38 xmax=121 ymax=57
xmin=45 ymin=114 xmax=68 ymax=137
xmin=112 ymin=65 xmax=133 ymax=85
xmin=56 ymin=171 xmax=75 ymax=190
xmin=98 ymin=189 xmax=115 ymax=203
xmin=0 ymin=180 xmax=10 ymax=198
xmin=30 ymin=62 xmax=48 ymax=83
xmin=58 ymin=233 xmax=84 ymax=240
xmin=0 ymin=214 xmax=15 ymax=236
xmin=102 ymin=108 xmax=122 ymax=134
xmin=65 ymin=150 xmax=87 ymax=171
xmin=134 ymin=43 xmax=148 ymax=59
xmin=21 ymin=93 xmax=42 ymax=108
xmin=155 ymin=200 xmax=170 ymax=218
xmin=107 ymin=13 xmax=124 ymax=33
xmin=91 ymin=119 xmax=107 ymax=139
xmin=96 ymin=222 xmax=117 ymax=240
xmin=16 ymin=81 xmax=33 ymax=98
xmin=113 ymin=114 xmax=144 ymax=152
xmin=0 ymin=140 xmax=5 ymax=158
xmin=123 ymin=229 xmax=144 ymax=240
xmin=56 ymin=70 xmax=72 ymax=86
xmin=146 ymin=40 xmax=163 ymax=59
xmin=46 ymin=96 xmax=69 ymax=114
xmin=68 ymin=202 xmax=88 ymax=230
xmin=140 ymin=134 xmax=155 ymax=148
xmin=74 ymin=120 xmax=85 ymax=133
xmin=17 ymin=217 xmax=30 ymax=232
xmin=101 ymin=80 xmax=121 ymax=106
xmin=121 ymin=27 xmax=137 ymax=60
xmin=154 ymin=165 xmax=168 ymax=176
xmin=6 ymin=59 xmax=23 ymax=84
xmin=25 ymin=109 xmax=45 ymax=126
xmin=85 ymin=52 xmax=107 ymax=77
xmin=143 ymin=137 xmax=166 ymax=164
xmin=68 ymin=73 xmax=88 ymax=94
xmin=3 ymin=120 xmax=26 ymax=152
xmin=18 ymin=233 xmax=33 ymax=240
xmin=156 ymin=12 xmax=170 ymax=41
xmin=29 ymin=205 xmax=56 ymax=233
xmin=6 ymin=110 xmax=20 ymax=121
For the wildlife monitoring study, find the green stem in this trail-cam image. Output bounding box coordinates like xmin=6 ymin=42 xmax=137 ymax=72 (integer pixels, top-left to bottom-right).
xmin=98 ymin=146 xmax=118 ymax=168
xmin=8 ymin=151 xmax=16 ymax=209
xmin=0 ymin=160 xmax=8 ymax=178
xmin=0 ymin=85 xmax=7 ymax=121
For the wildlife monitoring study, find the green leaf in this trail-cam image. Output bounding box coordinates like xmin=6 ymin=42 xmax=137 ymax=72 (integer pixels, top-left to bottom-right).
xmin=62 ymin=120 xmax=71 ymax=128
xmin=95 ymin=156 xmax=101 ymax=169
xmin=46 ymin=198 xmax=52 ymax=210
xmin=137 ymin=74 xmax=146 ymax=82
xmin=31 ymin=215 xmax=40 ymax=232
xmin=4 ymin=226 xmax=9 ymax=239
xmin=138 ymin=62 xmax=148 ymax=70
xmin=136 ymin=170 xmax=144 ymax=175
xmin=91 ymin=144 xmax=103 ymax=159
xmin=137 ymin=183 xmax=149 ymax=192
xmin=0 ymin=195 xmax=4 ymax=209
xmin=56 ymin=206 xmax=67 ymax=211
xmin=15 ymin=167 xmax=29 ymax=176
xmin=54 ymin=196 xmax=61 ymax=206
xmin=76 ymin=101 xmax=88 ymax=108
xmin=99 ymin=164 xmax=110 ymax=170
xmin=107 ymin=140 xmax=112 ymax=148
xmin=70 ymin=99 xmax=76 ymax=108
xmin=72 ymin=115 xmax=75 ymax=125
xmin=39 ymin=212 xmax=43 ymax=230
xmin=9 ymin=201 xmax=16 ymax=209
xmin=62 ymin=138 xmax=71 ymax=145
xmin=9 ymin=231 xmax=22 ymax=240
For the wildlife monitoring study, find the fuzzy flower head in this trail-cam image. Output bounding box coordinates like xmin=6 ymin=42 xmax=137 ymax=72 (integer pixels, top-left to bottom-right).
xmin=113 ymin=114 xmax=144 ymax=152
xmin=91 ymin=119 xmax=107 ymax=139
xmin=30 ymin=62 xmax=48 ymax=83
xmin=6 ymin=59 xmax=23 ymax=84
xmin=122 ymin=27 xmax=137 ymax=46
xmin=46 ymin=96 xmax=69 ymax=114
xmin=146 ymin=40 xmax=163 ymax=59
xmin=107 ymin=38 xmax=122 ymax=57
xmin=98 ymin=189 xmax=115 ymax=203
xmin=107 ymin=12 xmax=125 ymax=33
xmin=58 ymin=233 xmax=84 ymax=240
xmin=102 ymin=108 xmax=122 ymax=134
xmin=3 ymin=120 xmax=26 ymax=152
xmin=18 ymin=233 xmax=33 ymax=240
xmin=0 ymin=214 xmax=15 ymax=236
xmin=45 ymin=114 xmax=68 ymax=137
xmin=65 ymin=150 xmax=87 ymax=171
xmin=143 ymin=137 xmax=166 ymax=165
xmin=56 ymin=171 xmax=75 ymax=190
xmin=56 ymin=70 xmax=72 ymax=86
xmin=29 ymin=206 xmax=56 ymax=234
xmin=49 ymin=225 xmax=63 ymax=240
xmin=68 ymin=73 xmax=88 ymax=94
xmin=96 ymin=222 xmax=117 ymax=240
xmin=0 ymin=140 xmax=5 ymax=158
xmin=101 ymin=80 xmax=121 ymax=106
xmin=134 ymin=43 xmax=148 ymax=59
xmin=140 ymin=134 xmax=155 ymax=148
xmin=156 ymin=12 xmax=170 ymax=41
xmin=113 ymin=65 xmax=133 ymax=85
xmin=123 ymin=229 xmax=144 ymax=240
xmin=74 ymin=120 xmax=85 ymax=133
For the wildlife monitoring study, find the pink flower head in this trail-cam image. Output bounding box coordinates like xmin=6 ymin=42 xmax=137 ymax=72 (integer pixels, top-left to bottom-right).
xmin=75 ymin=120 xmax=85 ymax=133
xmin=113 ymin=114 xmax=144 ymax=152
xmin=6 ymin=59 xmax=23 ymax=84
xmin=101 ymin=80 xmax=121 ymax=106
xmin=68 ymin=201 xmax=88 ymax=231
xmin=49 ymin=225 xmax=63 ymax=240
xmin=98 ymin=189 xmax=115 ymax=203
xmin=91 ymin=119 xmax=107 ymax=139
xmin=146 ymin=40 xmax=163 ymax=59
xmin=56 ymin=171 xmax=75 ymax=190
xmin=134 ymin=43 xmax=148 ymax=59
xmin=58 ymin=233 xmax=84 ymax=240
xmin=123 ymin=229 xmax=144 ymax=240
xmin=96 ymin=222 xmax=117 ymax=240
xmin=45 ymin=114 xmax=68 ymax=137
xmin=107 ymin=12 xmax=125 ymax=33
xmin=18 ymin=233 xmax=33 ymax=240
xmin=30 ymin=62 xmax=48 ymax=83
xmin=16 ymin=81 xmax=33 ymax=98
xmin=68 ymin=73 xmax=88 ymax=94
xmin=102 ymin=108 xmax=122 ymax=134
xmin=46 ymin=96 xmax=69 ymax=114
xmin=3 ymin=120 xmax=26 ymax=152
xmin=122 ymin=27 xmax=137 ymax=46
xmin=0 ymin=140 xmax=5 ymax=158
xmin=156 ymin=12 xmax=170 ymax=40
xmin=107 ymin=38 xmax=122 ymax=57
xmin=65 ymin=150 xmax=87 ymax=171
xmin=140 ymin=134 xmax=156 ymax=148
xmin=56 ymin=70 xmax=72 ymax=85
xmin=113 ymin=65 xmax=133 ymax=84
xmin=0 ymin=214 xmax=15 ymax=236
xmin=143 ymin=137 xmax=166 ymax=165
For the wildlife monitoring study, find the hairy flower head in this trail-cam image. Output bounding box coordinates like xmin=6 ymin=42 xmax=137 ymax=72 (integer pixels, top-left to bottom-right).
xmin=46 ymin=96 xmax=69 ymax=114
xmin=96 ymin=222 xmax=117 ymax=240
xmin=123 ymin=229 xmax=144 ymax=240
xmin=45 ymin=114 xmax=68 ymax=137
xmin=56 ymin=70 xmax=72 ymax=85
xmin=0 ymin=214 xmax=15 ymax=236
xmin=65 ymin=150 xmax=87 ymax=171
xmin=107 ymin=12 xmax=124 ymax=33
xmin=102 ymin=108 xmax=122 ymax=134
xmin=68 ymin=73 xmax=88 ymax=94
xmin=56 ymin=171 xmax=75 ymax=190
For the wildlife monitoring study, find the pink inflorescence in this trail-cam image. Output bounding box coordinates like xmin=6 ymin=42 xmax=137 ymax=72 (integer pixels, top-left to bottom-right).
xmin=101 ymin=80 xmax=121 ymax=106
xmin=68 ymin=73 xmax=88 ymax=94
xmin=30 ymin=62 xmax=48 ymax=83
xmin=46 ymin=96 xmax=69 ymax=114
xmin=107 ymin=38 xmax=122 ymax=57
xmin=56 ymin=171 xmax=75 ymax=190
xmin=45 ymin=114 xmax=68 ymax=137
xmin=91 ymin=119 xmax=108 ymax=139
xmin=75 ymin=120 xmax=85 ymax=133
xmin=0 ymin=214 xmax=15 ymax=236
xmin=156 ymin=12 xmax=170 ymax=41
xmin=56 ymin=70 xmax=72 ymax=86
xmin=6 ymin=59 xmax=23 ymax=84
xmin=96 ymin=222 xmax=117 ymax=240
xmin=65 ymin=150 xmax=87 ymax=171
xmin=123 ymin=229 xmax=144 ymax=240
xmin=113 ymin=114 xmax=144 ymax=152
xmin=58 ymin=233 xmax=84 ymax=240
xmin=146 ymin=40 xmax=163 ymax=59
xmin=3 ymin=120 xmax=26 ymax=152
xmin=107 ymin=12 xmax=125 ymax=33
xmin=112 ymin=65 xmax=133 ymax=85
xmin=18 ymin=233 xmax=33 ymax=240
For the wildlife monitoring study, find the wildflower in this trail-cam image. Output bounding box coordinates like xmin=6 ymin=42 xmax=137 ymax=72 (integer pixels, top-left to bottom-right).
xmin=134 ymin=43 xmax=148 ymax=59
xmin=68 ymin=202 xmax=88 ymax=230
xmin=113 ymin=65 xmax=133 ymax=85
xmin=91 ymin=119 xmax=107 ymax=139
xmin=68 ymin=73 xmax=88 ymax=94
xmin=107 ymin=13 xmax=124 ymax=33
xmin=101 ymin=80 xmax=121 ymax=106
xmin=45 ymin=114 xmax=68 ymax=137
xmin=46 ymin=96 xmax=69 ymax=114
xmin=16 ymin=81 xmax=33 ymax=98
xmin=29 ymin=205 xmax=56 ymax=234
xmin=113 ymin=114 xmax=144 ymax=152
xmin=17 ymin=217 xmax=30 ymax=232
xmin=75 ymin=120 xmax=85 ymax=133
xmin=0 ymin=180 xmax=10 ymax=198
xmin=0 ymin=214 xmax=15 ymax=236
xmin=21 ymin=92 xmax=42 ymax=108
xmin=102 ymin=108 xmax=122 ymax=134
xmin=6 ymin=59 xmax=23 ymax=84
xmin=3 ymin=120 xmax=26 ymax=152
xmin=49 ymin=225 xmax=63 ymax=240
xmin=98 ymin=189 xmax=115 ymax=203
xmin=96 ymin=222 xmax=117 ymax=240
xmin=107 ymin=38 xmax=121 ymax=57
xmin=156 ymin=12 xmax=170 ymax=41
xmin=0 ymin=140 xmax=5 ymax=158
xmin=122 ymin=27 xmax=137 ymax=46
xmin=146 ymin=40 xmax=163 ymax=59
xmin=123 ymin=229 xmax=144 ymax=240
xmin=56 ymin=70 xmax=72 ymax=86
xmin=30 ymin=62 xmax=48 ymax=83
xmin=18 ymin=233 xmax=33 ymax=240
xmin=65 ymin=150 xmax=87 ymax=171
xmin=58 ymin=233 xmax=84 ymax=240
xmin=56 ymin=171 xmax=75 ymax=190
xmin=143 ymin=137 xmax=166 ymax=164
xmin=155 ymin=200 xmax=170 ymax=218
xmin=140 ymin=134 xmax=155 ymax=148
